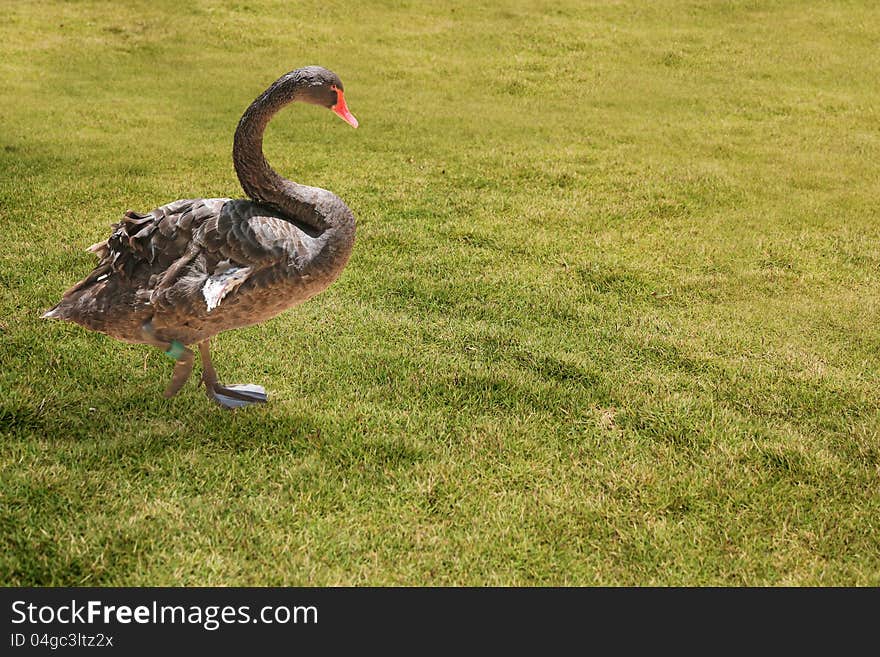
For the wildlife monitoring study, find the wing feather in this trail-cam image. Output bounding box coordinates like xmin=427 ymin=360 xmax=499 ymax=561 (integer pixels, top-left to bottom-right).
xmin=90 ymin=197 xmax=313 ymax=315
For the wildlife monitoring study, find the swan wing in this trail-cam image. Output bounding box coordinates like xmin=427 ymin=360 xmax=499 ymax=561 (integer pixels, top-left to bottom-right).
xmin=109 ymin=198 xmax=313 ymax=313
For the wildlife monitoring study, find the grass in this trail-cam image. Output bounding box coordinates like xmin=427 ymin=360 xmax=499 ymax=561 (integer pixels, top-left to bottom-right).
xmin=1 ymin=0 xmax=879 ymax=586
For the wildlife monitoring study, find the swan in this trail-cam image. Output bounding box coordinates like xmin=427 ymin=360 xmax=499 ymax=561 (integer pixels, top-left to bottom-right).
xmin=42 ymin=66 xmax=359 ymax=409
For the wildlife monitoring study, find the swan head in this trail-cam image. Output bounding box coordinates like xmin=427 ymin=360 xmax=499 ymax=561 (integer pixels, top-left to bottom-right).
xmin=294 ymin=66 xmax=359 ymax=129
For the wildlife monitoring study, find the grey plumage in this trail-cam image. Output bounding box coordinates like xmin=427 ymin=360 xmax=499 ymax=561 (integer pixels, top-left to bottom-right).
xmin=43 ymin=66 xmax=358 ymax=407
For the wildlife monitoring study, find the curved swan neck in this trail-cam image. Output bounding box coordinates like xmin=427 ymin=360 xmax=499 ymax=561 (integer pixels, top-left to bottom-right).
xmin=232 ymin=73 xmax=328 ymax=231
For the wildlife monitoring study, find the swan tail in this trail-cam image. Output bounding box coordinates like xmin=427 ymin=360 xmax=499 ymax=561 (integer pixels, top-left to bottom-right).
xmin=86 ymin=239 xmax=109 ymax=259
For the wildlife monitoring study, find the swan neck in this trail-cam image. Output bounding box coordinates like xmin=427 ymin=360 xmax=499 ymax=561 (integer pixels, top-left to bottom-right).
xmin=232 ymin=78 xmax=325 ymax=229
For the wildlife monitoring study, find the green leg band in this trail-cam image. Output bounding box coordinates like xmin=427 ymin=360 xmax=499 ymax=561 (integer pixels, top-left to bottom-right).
xmin=165 ymin=340 xmax=186 ymax=361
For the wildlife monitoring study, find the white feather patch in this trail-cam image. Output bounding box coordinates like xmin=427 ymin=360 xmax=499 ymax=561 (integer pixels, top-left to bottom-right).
xmin=202 ymin=265 xmax=251 ymax=312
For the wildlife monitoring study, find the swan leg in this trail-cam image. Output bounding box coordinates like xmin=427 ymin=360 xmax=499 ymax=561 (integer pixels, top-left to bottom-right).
xmin=163 ymin=345 xmax=195 ymax=398
xmin=198 ymin=340 xmax=268 ymax=409
xmin=140 ymin=321 xmax=195 ymax=398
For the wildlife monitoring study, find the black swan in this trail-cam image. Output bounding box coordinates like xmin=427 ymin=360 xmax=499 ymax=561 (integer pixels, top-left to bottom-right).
xmin=42 ymin=66 xmax=359 ymax=409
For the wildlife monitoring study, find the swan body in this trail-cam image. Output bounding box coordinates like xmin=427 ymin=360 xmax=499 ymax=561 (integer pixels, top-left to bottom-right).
xmin=43 ymin=66 xmax=358 ymax=408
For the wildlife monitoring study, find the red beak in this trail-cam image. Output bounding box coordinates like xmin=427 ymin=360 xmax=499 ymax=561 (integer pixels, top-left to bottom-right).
xmin=332 ymin=87 xmax=358 ymax=128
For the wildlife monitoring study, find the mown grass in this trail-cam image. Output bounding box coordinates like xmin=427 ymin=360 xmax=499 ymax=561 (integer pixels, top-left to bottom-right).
xmin=1 ymin=0 xmax=879 ymax=585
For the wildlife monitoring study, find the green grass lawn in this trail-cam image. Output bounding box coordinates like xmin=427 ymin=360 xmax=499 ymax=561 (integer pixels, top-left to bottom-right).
xmin=1 ymin=0 xmax=879 ymax=586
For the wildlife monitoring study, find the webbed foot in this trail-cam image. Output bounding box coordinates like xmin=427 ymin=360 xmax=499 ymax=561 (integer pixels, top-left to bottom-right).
xmin=206 ymin=383 xmax=268 ymax=409
xmin=197 ymin=339 xmax=267 ymax=409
